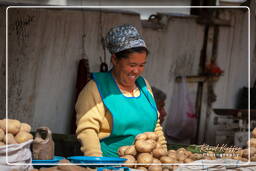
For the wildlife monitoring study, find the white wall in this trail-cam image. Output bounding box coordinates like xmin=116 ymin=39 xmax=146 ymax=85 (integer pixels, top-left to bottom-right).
xmin=4 ymin=8 xmax=142 ymax=133
xmin=142 ymin=16 xmax=204 ymax=112
xmin=200 ymin=8 xmax=252 ymax=145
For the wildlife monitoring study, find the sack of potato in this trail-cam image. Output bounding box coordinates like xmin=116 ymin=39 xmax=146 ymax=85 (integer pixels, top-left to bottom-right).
xmin=0 ymin=119 xmax=33 ymax=171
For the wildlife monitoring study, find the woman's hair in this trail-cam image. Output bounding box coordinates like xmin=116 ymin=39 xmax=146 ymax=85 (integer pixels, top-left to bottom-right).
xmin=152 ymin=86 xmax=167 ymax=103
xmin=114 ymin=47 xmax=149 ymax=60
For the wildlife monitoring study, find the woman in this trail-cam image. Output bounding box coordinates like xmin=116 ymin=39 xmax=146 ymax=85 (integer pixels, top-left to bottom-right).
xmin=76 ymin=24 xmax=166 ymax=157
xmin=152 ymin=86 xmax=167 ymax=125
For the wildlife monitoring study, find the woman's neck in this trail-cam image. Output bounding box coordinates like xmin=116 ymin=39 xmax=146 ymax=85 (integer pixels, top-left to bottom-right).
xmin=111 ymin=70 xmax=136 ymax=93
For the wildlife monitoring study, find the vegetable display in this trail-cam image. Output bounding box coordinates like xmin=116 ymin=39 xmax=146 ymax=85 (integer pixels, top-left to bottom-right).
xmin=118 ymin=129 xmax=256 ymax=170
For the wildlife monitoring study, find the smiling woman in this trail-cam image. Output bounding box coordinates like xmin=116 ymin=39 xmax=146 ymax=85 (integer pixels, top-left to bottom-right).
xmin=111 ymin=48 xmax=148 ymax=94
xmin=75 ymin=24 xmax=167 ymax=157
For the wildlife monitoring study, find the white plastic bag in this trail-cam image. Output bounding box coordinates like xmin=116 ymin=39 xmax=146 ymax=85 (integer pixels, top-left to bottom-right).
xmin=0 ymin=139 xmax=33 ymax=171
xmin=163 ymin=77 xmax=197 ymax=140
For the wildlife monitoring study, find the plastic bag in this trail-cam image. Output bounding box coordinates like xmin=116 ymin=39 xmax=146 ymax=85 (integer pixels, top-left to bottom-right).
xmin=0 ymin=139 xmax=33 ymax=171
xmin=163 ymin=77 xmax=197 ymax=140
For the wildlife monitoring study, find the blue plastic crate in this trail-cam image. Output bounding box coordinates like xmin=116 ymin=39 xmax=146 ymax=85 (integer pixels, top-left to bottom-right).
xmin=67 ymin=156 xmax=127 ymax=166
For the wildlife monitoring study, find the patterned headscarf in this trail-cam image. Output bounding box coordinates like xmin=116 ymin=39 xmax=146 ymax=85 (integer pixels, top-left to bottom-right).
xmin=105 ymin=24 xmax=147 ymax=54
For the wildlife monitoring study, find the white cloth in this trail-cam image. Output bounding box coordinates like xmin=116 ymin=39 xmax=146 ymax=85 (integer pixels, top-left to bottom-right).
xmin=174 ymin=159 xmax=256 ymax=171
xmin=0 ymin=140 xmax=34 ymax=171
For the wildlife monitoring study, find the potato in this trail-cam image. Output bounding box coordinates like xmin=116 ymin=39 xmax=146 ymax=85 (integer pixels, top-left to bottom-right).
xmin=221 ymin=153 xmax=233 ymax=159
xmin=242 ymin=147 xmax=256 ymax=158
xmin=177 ymin=148 xmax=186 ymax=152
xmin=184 ymin=151 xmax=192 ymax=158
xmin=137 ymin=167 xmax=148 ymax=171
xmin=4 ymin=133 xmax=17 ymax=144
xmin=176 ymin=150 xmax=185 ymax=156
xmin=0 ymin=120 xmax=4 ymax=128
xmin=20 ymin=123 xmax=31 ymax=132
xmin=59 ymin=159 xmax=70 ymax=163
xmin=250 ymin=147 xmax=256 ymax=156
xmin=155 ymin=143 xmax=162 ymax=149
xmin=0 ymin=119 xmax=21 ymax=135
xmin=118 ymin=146 xmax=129 ymax=156
xmin=152 ymin=158 xmax=161 ymax=164
xmin=125 ymin=145 xmax=137 ymax=156
xmin=152 ymin=148 xmax=168 ymax=158
xmin=240 ymin=157 xmax=248 ymax=162
xmin=144 ymin=132 xmax=158 ymax=141
xmin=172 ymin=165 xmax=179 ymax=170
xmin=187 ymin=151 xmax=193 ymax=156
xmin=234 ymin=150 xmax=243 ymax=156
xmin=242 ymin=149 xmax=249 ymax=158
xmin=122 ymin=155 xmax=136 ymax=168
xmin=146 ymin=139 xmax=157 ymax=148
xmin=176 ymin=154 xmax=186 ymax=162
xmin=184 ymin=158 xmax=193 ymax=163
xmin=251 ymin=154 xmax=256 ymax=161
xmin=252 ymin=128 xmax=256 ymax=138
xmin=168 ymin=152 xmax=177 ymax=159
xmin=0 ymin=128 xmax=4 ymax=141
xmin=232 ymin=156 xmax=243 ymax=161
xmin=137 ymin=153 xmax=153 ymax=165
xmin=168 ymin=150 xmax=176 ymax=154
xmin=39 ymin=166 xmax=60 ymax=171
xmin=160 ymin=156 xmax=177 ymax=163
xmin=136 ymin=133 xmax=148 ymax=141
xmin=162 ymin=166 xmax=172 ymax=171
xmin=15 ymin=131 xmax=33 ymax=143
xmin=59 ymin=159 xmax=88 ymax=171
xmin=135 ymin=140 xmax=155 ymax=153
xmin=203 ymin=156 xmax=213 ymax=160
xmin=206 ymin=151 xmax=216 ymax=160
xmin=148 ymin=165 xmax=162 ymax=171
xmin=248 ymin=138 xmax=256 ymax=148
xmin=57 ymin=164 xmax=88 ymax=171
xmin=190 ymin=153 xmax=203 ymax=160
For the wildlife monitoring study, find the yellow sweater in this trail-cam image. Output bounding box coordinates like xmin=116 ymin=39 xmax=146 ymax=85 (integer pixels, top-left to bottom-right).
xmin=76 ymin=79 xmax=167 ymax=157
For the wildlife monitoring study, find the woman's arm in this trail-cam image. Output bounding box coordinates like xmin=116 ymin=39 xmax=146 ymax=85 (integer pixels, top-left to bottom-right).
xmin=75 ymin=80 xmax=105 ymax=156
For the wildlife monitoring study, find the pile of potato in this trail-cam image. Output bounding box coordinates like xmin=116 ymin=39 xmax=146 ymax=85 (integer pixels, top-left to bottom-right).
xmin=118 ymin=132 xmax=207 ymax=171
xmin=0 ymin=119 xmax=33 ymax=145
xmin=219 ymin=127 xmax=256 ymax=162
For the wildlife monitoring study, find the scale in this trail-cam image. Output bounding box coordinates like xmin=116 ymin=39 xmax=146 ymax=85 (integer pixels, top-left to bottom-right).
xmin=213 ymin=109 xmax=256 ymax=148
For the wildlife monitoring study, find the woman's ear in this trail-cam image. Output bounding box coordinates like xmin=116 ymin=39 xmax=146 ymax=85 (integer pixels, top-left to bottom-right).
xmin=111 ymin=54 xmax=117 ymax=66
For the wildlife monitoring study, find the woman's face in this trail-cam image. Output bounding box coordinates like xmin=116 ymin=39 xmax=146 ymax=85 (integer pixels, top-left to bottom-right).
xmin=112 ymin=51 xmax=147 ymax=88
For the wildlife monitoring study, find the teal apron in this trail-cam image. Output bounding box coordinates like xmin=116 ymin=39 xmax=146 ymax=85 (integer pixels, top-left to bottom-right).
xmin=92 ymin=72 xmax=157 ymax=157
